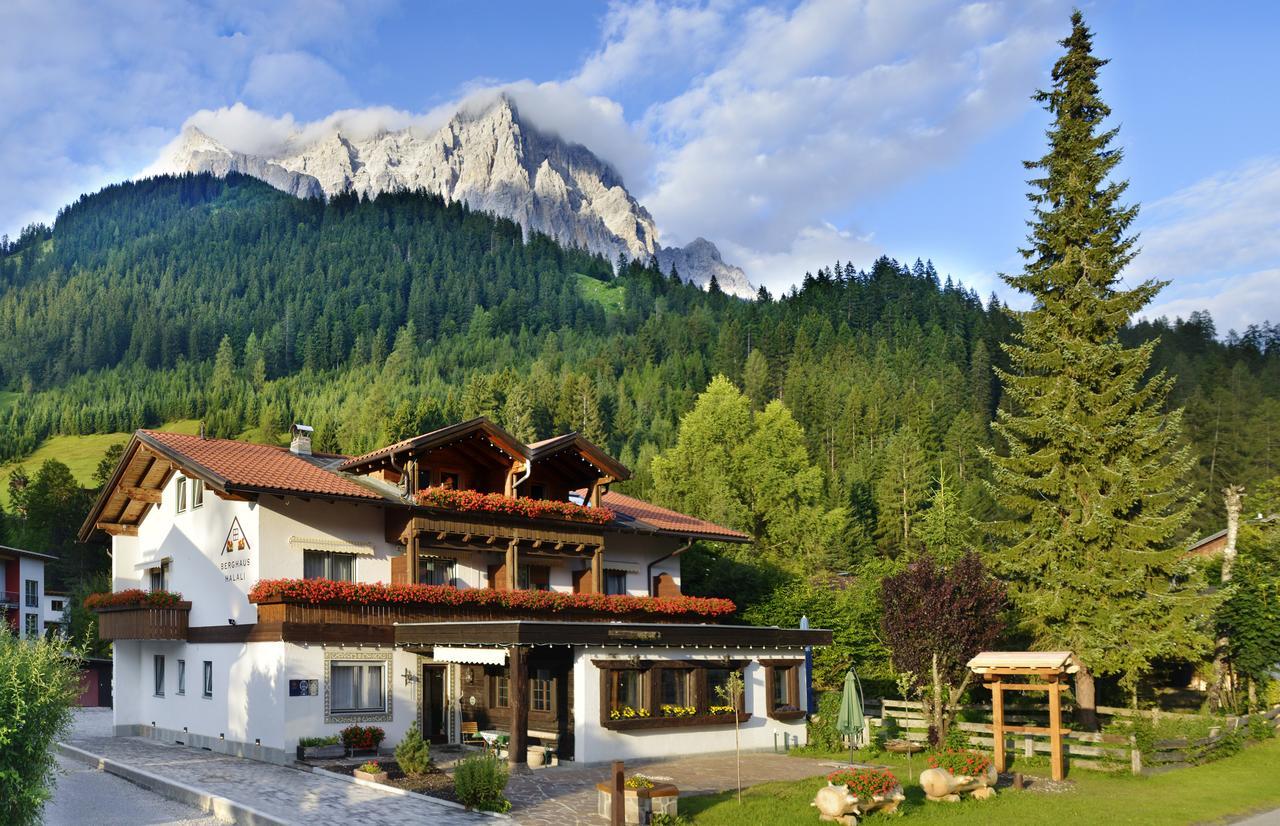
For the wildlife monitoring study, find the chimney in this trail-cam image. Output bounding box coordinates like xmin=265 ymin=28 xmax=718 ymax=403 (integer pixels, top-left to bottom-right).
xmin=290 ymin=424 xmax=314 ymax=456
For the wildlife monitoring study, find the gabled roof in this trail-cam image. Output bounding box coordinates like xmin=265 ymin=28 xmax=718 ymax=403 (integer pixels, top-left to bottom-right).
xmin=339 ymin=417 xmax=526 ymax=473
xmin=529 ymin=431 xmax=630 ymax=482
xmin=0 ymin=544 xmax=57 ymax=562
xmin=595 ymin=490 xmax=750 ymax=543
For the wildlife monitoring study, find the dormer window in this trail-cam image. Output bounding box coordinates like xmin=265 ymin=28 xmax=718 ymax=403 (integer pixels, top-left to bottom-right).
xmin=175 ymin=477 xmax=188 ymax=512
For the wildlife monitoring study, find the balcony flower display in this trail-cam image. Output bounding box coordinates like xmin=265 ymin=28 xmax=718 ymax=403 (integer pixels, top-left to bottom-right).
xmin=248 ymin=579 xmax=736 ymax=620
xmin=413 ymin=486 xmax=614 ymax=525
xmin=85 ymin=588 xmax=185 ymax=609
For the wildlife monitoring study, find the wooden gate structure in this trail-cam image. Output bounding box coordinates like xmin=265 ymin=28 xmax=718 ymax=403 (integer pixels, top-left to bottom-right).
xmin=967 ymin=651 xmax=1078 ymax=781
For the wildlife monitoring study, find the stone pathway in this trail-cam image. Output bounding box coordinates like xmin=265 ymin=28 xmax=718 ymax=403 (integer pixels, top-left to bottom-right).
xmin=506 ymin=752 xmax=840 ymax=825
xmin=63 ymin=734 xmax=489 ymax=826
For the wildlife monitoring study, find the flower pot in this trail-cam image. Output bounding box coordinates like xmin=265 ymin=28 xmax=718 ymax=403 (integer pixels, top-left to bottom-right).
xmin=354 ymin=768 xmax=389 ymax=783
xmin=920 ymin=764 xmax=998 ymax=802
xmin=527 ymin=747 xmax=546 ymax=768
xmin=596 ymin=782 xmax=679 ymax=824
xmin=297 ymin=744 xmax=344 ymax=760
xmin=813 ymin=781 xmax=905 ymax=824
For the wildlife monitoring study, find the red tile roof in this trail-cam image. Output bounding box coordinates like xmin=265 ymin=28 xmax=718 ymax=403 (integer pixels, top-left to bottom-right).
xmin=139 ymin=431 xmax=383 ymax=501
xmin=598 ymin=491 xmax=750 ymax=542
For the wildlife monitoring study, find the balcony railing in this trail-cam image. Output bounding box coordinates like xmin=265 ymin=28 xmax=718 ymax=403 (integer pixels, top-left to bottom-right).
xmin=0 ymin=590 xmax=18 ymax=607
xmin=96 ymin=602 xmax=191 ymax=640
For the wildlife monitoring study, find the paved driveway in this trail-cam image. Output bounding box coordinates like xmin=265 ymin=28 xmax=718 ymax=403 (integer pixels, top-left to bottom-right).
xmin=45 ymin=753 xmax=226 ymax=826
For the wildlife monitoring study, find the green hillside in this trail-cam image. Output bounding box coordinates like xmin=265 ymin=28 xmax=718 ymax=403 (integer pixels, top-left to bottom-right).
xmin=0 ymin=420 xmax=201 ymax=507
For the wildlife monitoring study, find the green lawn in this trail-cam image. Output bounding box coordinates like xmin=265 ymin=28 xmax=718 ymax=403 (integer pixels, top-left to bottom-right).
xmin=575 ymin=273 xmax=626 ymax=313
xmin=0 ymin=419 xmax=201 ymax=507
xmin=683 ymin=739 xmax=1280 ymax=825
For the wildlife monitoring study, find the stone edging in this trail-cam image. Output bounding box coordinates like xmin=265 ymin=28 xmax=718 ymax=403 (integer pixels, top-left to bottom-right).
xmin=55 ymin=741 xmax=289 ymax=825
xmin=310 ymin=765 xmax=511 ymax=819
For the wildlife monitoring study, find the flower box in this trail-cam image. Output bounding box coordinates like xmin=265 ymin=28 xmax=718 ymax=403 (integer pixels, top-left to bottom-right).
xmin=813 ymin=769 xmax=904 ymax=824
xmin=297 ymin=743 xmax=345 ymax=760
xmin=414 ymin=487 xmax=615 ymax=525
xmin=249 ymin=579 xmax=736 ymax=622
xmin=88 ymin=591 xmax=191 ymax=641
xmin=596 ymin=781 xmax=679 ymax=823
xmin=354 ymin=764 xmax=388 ymax=783
xmin=602 ymin=711 xmax=751 ymax=731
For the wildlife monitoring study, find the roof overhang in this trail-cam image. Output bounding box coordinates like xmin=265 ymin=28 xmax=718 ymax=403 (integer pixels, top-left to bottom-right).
xmin=338 ymin=417 xmax=527 ymax=474
xmin=395 ymin=619 xmax=832 ymax=649
xmin=0 ymin=544 xmax=58 ymax=563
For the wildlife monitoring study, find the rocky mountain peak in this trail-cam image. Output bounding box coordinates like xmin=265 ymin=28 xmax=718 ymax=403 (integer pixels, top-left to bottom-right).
xmin=148 ymin=97 xmax=753 ymax=297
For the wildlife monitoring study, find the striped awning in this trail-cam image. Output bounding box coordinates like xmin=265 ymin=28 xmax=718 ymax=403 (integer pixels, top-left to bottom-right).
xmin=431 ymin=646 xmax=508 ymax=666
xmin=288 ymin=536 xmax=375 ymax=556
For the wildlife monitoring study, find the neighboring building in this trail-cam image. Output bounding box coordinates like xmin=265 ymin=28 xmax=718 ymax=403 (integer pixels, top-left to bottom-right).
xmin=44 ymin=589 xmax=69 ymax=634
xmin=1 ymin=544 xmax=55 ymax=638
xmin=81 ymin=419 xmax=829 ymax=766
xmin=1185 ymin=513 xmax=1279 ymax=558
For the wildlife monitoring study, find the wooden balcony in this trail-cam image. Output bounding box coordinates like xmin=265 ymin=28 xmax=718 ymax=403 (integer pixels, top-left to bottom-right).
xmin=96 ymin=602 xmax=191 ymax=640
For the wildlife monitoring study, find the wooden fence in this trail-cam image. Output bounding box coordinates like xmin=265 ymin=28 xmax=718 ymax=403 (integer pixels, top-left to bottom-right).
xmin=866 ymin=698 xmax=1280 ymax=775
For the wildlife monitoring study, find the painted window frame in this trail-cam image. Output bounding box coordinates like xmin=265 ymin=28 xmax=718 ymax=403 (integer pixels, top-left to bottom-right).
xmin=417 ymin=555 xmax=457 ymax=586
xmin=24 ymin=579 xmax=38 ymax=607
xmin=192 ymin=478 xmax=205 ymax=509
xmin=489 ymin=671 xmax=511 ymax=709
xmin=603 ymin=569 xmax=628 ymax=596
xmin=303 ymin=549 xmax=355 ymax=582
xmin=762 ymin=660 xmax=805 ymax=720
xmin=202 ymin=661 xmax=213 ymax=698
xmin=24 ymin=613 xmax=38 ymax=637
xmin=531 ymin=667 xmax=554 ymax=713
xmin=177 ymin=659 xmax=186 ymax=695
xmin=175 ymin=477 xmax=188 ymax=513
xmin=323 ymin=650 xmax=392 ymax=724
xmin=597 ymin=660 xmax=750 ymax=729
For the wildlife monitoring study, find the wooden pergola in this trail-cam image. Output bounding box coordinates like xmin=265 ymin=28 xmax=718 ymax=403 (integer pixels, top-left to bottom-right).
xmin=967 ymin=651 xmax=1078 ymax=781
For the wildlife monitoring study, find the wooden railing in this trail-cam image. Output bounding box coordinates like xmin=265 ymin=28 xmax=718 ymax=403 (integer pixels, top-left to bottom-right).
xmin=253 ymin=599 xmax=701 ymax=626
xmin=869 ymin=697 xmax=1280 ymax=775
xmin=96 ymin=602 xmax=191 ymax=640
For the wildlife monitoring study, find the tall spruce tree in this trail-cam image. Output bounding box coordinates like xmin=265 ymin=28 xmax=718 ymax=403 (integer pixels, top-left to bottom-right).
xmin=987 ymin=11 xmax=1210 ymax=727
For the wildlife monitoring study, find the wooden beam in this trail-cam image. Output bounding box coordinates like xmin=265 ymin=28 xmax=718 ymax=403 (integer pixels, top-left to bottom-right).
xmin=120 ymin=485 xmax=163 ymax=503
xmin=1049 ymin=680 xmax=1065 ymax=781
xmin=508 ymin=644 xmax=529 ymax=767
xmin=97 ymin=522 xmax=138 ymax=537
xmin=591 ymin=547 xmax=603 ymax=595
xmin=486 ymin=535 xmax=498 ymax=545
xmin=506 ymin=539 xmax=519 ymax=591
xmin=437 ymin=531 xmax=449 ymax=541
xmin=991 ymin=681 xmax=1006 ymax=773
xmin=210 ymin=490 xmax=251 ymax=502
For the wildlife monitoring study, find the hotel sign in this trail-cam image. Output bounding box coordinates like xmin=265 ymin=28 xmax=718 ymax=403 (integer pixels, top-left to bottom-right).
xmin=607 ymin=629 xmax=661 ymax=641
xmin=220 ymin=517 xmax=251 ymax=582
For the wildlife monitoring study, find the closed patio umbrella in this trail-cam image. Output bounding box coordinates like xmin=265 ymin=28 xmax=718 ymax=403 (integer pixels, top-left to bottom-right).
xmin=835 ymin=668 xmax=865 ymax=765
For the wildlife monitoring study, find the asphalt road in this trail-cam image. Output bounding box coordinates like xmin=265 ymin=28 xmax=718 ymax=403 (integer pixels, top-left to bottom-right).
xmin=42 ymin=754 xmax=226 ymax=826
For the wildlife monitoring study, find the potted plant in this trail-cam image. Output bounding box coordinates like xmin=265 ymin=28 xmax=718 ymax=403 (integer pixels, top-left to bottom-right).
xmin=296 ymin=735 xmax=344 ymax=761
xmin=813 ymin=767 xmax=905 ymax=823
xmin=596 ymin=774 xmax=679 ymax=824
xmin=919 ymin=748 xmax=998 ymax=802
xmin=340 ymin=724 xmax=385 ymax=756
xmin=353 ymin=760 xmax=388 ymax=783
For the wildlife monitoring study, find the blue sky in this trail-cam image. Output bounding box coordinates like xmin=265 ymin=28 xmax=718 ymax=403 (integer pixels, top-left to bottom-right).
xmin=2 ymin=0 xmax=1277 ymax=331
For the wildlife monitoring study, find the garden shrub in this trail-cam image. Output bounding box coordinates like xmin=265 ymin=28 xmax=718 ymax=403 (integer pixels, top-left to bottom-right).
xmin=298 ymin=735 xmax=340 ymax=747
xmin=804 ymin=691 xmax=844 ymax=753
xmin=0 ymin=632 xmax=83 ymax=826
xmin=395 ymin=723 xmax=431 ymax=775
xmin=943 ymin=722 xmax=971 ymax=751
xmin=454 ymin=753 xmax=511 ymax=812
xmin=1249 ymin=714 xmax=1275 ymax=741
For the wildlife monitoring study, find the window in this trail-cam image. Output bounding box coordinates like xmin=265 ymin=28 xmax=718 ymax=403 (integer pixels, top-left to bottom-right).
xmin=153 ymin=655 xmax=165 ymax=696
xmin=706 ymin=667 xmax=743 ymax=709
xmin=24 ymin=613 xmax=38 ymax=637
xmin=438 ymin=471 xmax=460 ymax=490
xmin=530 ymin=483 xmax=548 ymax=500
xmin=658 ymin=668 xmax=692 ymax=708
xmin=177 ymin=659 xmax=186 ymax=694
xmin=490 ymin=672 xmax=510 ymax=708
xmin=330 ymin=662 xmax=385 ymax=714
xmin=608 ymin=669 xmax=644 ymax=714
xmin=418 ymin=556 xmax=456 ymax=586
xmin=604 ymin=569 xmax=628 ymax=596
xmin=771 ymin=666 xmax=794 ymax=709
xmin=764 ymin=662 xmax=803 ymax=718
xmin=175 ymin=477 xmax=188 ymax=512
xmin=531 ymin=668 xmax=553 ymax=712
xmin=303 ymin=550 xmax=354 ymax=582
xmin=192 ymin=478 xmax=205 ymax=509
xmin=24 ymin=579 xmax=38 ymax=607
xmin=517 ymin=563 xmax=550 ymax=591
xmin=149 ymin=560 xmax=170 ymax=592
xmin=50 ymin=599 xmax=64 ymax=612
xmin=202 ymin=661 xmax=213 ymax=698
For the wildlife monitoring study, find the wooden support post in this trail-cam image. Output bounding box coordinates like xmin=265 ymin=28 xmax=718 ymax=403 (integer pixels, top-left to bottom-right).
xmin=508 ymin=645 xmax=528 ymax=767
xmin=1048 ymin=678 xmax=1065 ymax=781
xmin=506 ymin=539 xmax=519 ymax=591
xmin=991 ymin=680 xmax=1006 ymax=773
xmin=1129 ymin=734 xmax=1142 ymax=775
xmin=591 ymin=546 xmax=604 ymax=595
xmin=611 ymin=760 xmax=625 ymax=826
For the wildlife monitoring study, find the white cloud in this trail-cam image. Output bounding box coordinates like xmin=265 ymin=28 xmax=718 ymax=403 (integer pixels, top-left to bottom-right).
xmin=722 ymin=222 xmax=880 ymax=294
xmin=1136 ymin=157 xmax=1280 ymax=331
xmin=571 ymin=0 xmax=729 ymax=94
xmin=242 ymin=51 xmax=357 ymax=118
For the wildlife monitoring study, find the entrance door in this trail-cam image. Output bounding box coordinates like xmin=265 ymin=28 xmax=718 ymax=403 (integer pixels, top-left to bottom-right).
xmin=99 ymin=664 xmax=114 ymax=707
xmin=421 ymin=665 xmax=448 ymax=743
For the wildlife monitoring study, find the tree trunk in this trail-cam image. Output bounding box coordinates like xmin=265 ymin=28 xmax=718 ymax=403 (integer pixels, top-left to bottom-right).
xmin=1211 ymin=485 xmax=1245 ymax=710
xmin=1074 ymin=665 xmax=1099 ymax=731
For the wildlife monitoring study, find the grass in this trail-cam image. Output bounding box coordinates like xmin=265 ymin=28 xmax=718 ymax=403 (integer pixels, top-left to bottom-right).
xmin=682 ymin=739 xmax=1280 ymax=825
xmin=0 ymin=419 xmax=202 ymax=507
xmin=575 ymin=273 xmax=626 ymax=313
